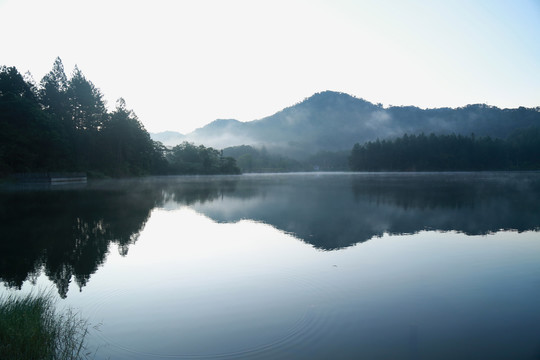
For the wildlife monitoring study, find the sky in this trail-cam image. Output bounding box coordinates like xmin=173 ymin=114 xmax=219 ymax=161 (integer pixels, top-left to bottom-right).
xmin=1 ymin=0 xmax=539 ymax=134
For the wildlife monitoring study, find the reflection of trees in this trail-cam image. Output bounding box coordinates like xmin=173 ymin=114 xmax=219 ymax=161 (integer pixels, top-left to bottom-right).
xmin=157 ymin=176 xmax=266 ymax=207
xmin=0 ymin=188 xmax=161 ymax=298
xmin=163 ymin=179 xmax=240 ymax=205
xmin=0 ymin=177 xmax=246 ymax=298
xmin=192 ymin=173 xmax=540 ymax=250
xmin=2 ymin=174 xmax=539 ymax=297
xmin=349 ymin=173 xmax=540 ymax=237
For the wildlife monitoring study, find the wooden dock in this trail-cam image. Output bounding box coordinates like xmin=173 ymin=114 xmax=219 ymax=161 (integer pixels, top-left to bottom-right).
xmin=14 ymin=172 xmax=87 ymax=184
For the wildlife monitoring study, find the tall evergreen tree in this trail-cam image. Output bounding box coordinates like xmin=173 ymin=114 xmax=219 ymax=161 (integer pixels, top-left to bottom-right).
xmin=101 ymin=98 xmax=156 ymax=176
xmin=0 ymin=66 xmax=36 ymax=100
xmin=66 ymin=66 xmax=108 ymax=170
xmin=1 ymin=60 xmax=239 ymax=177
xmin=67 ymin=66 xmax=107 ymax=132
xmin=0 ymin=66 xmax=64 ymax=173
xmin=38 ymin=57 xmax=73 ymax=167
xmin=39 ymin=57 xmax=69 ymax=125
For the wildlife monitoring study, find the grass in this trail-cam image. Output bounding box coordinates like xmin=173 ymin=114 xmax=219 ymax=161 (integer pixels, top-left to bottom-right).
xmin=0 ymin=291 xmax=92 ymax=360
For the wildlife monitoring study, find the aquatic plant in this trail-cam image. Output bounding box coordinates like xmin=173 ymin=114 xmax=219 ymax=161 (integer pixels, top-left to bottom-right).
xmin=0 ymin=291 xmax=91 ymax=359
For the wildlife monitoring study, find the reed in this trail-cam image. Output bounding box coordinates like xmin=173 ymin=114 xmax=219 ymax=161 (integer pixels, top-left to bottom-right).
xmin=0 ymin=291 xmax=91 ymax=360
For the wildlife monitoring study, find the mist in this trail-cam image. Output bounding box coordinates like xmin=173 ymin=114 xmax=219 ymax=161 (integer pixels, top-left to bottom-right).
xmin=151 ymin=90 xmax=540 ymax=162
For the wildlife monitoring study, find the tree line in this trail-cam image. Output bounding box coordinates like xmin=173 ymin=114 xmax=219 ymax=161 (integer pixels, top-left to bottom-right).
xmin=223 ymin=145 xmax=304 ymax=172
xmin=223 ymin=145 xmax=350 ymax=172
xmin=0 ymin=58 xmax=239 ymax=177
xmin=349 ymin=131 xmax=540 ymax=171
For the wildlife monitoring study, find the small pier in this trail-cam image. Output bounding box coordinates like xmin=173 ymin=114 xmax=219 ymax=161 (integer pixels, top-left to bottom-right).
xmin=14 ymin=172 xmax=87 ymax=185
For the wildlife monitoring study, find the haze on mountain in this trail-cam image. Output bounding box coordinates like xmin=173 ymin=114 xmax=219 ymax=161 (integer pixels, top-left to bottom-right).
xmin=151 ymin=91 xmax=540 ymax=159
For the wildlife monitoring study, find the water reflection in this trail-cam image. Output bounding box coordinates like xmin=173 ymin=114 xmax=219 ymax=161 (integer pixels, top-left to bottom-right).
xmin=0 ymin=188 xmax=159 ymax=297
xmin=1 ymin=172 xmax=539 ymax=297
xmin=192 ymin=172 xmax=540 ymax=249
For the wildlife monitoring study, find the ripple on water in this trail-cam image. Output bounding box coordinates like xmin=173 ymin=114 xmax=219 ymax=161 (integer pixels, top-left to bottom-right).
xmin=83 ymin=267 xmax=345 ymax=359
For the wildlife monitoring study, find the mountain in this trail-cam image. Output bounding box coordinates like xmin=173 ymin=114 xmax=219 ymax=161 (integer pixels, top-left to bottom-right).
xmin=151 ymin=91 xmax=540 ymax=159
xmin=150 ymin=130 xmax=185 ymax=147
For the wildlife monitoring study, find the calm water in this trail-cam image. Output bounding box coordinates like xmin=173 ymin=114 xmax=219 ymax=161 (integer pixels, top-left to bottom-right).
xmin=1 ymin=172 xmax=540 ymax=359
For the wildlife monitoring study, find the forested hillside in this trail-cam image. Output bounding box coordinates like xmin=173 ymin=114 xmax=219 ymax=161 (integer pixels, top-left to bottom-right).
xmin=4 ymin=58 xmax=537 ymax=176
xmin=223 ymin=145 xmax=349 ymax=172
xmin=0 ymin=58 xmax=239 ymax=177
xmin=349 ymin=130 xmax=540 ymax=171
xmin=155 ymin=91 xmax=540 ymax=160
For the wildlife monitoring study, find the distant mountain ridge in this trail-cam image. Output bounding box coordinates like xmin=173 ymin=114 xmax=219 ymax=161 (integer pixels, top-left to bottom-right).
xmin=151 ymin=130 xmax=186 ymax=146
xmin=151 ymin=91 xmax=540 ymax=159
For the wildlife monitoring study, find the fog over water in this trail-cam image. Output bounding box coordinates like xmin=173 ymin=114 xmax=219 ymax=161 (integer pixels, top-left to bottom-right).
xmin=1 ymin=172 xmax=539 ymax=359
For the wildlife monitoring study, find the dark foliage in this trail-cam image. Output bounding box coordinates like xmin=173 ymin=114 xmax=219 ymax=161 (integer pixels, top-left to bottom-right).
xmin=164 ymin=91 xmax=540 ymax=160
xmin=0 ymin=178 xmax=240 ymax=297
xmin=223 ymin=145 xmax=351 ymax=172
xmin=223 ymin=145 xmax=304 ymax=172
xmin=0 ymin=186 xmax=159 ymax=297
xmin=168 ymin=142 xmax=240 ymax=175
xmin=349 ymin=130 xmax=540 ymax=171
xmin=0 ymin=60 xmax=239 ymax=177
xmin=1 ymin=173 xmax=539 ymax=295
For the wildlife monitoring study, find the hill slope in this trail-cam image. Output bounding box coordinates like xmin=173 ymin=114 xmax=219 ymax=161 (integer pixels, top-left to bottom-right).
xmin=152 ymin=91 xmax=540 ymax=159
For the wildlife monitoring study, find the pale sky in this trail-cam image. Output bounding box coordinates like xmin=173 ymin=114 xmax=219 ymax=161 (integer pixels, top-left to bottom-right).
xmin=1 ymin=0 xmax=539 ymax=134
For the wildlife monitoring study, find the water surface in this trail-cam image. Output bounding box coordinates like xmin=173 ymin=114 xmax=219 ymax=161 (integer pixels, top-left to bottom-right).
xmin=1 ymin=172 xmax=540 ymax=359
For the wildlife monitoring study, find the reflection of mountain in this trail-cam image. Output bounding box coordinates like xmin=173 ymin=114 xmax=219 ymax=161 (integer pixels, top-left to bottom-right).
xmin=191 ymin=173 xmax=540 ymax=250
xmin=2 ymin=173 xmax=539 ymax=297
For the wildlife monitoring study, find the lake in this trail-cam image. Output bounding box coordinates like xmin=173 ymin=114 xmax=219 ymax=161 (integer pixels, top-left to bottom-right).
xmin=1 ymin=172 xmax=540 ymax=359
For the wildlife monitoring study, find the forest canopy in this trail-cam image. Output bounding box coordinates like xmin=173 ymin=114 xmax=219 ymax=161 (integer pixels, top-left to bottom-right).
xmin=3 ymin=58 xmax=538 ymax=177
xmin=0 ymin=58 xmax=239 ymax=177
xmin=349 ymin=131 xmax=540 ymax=171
